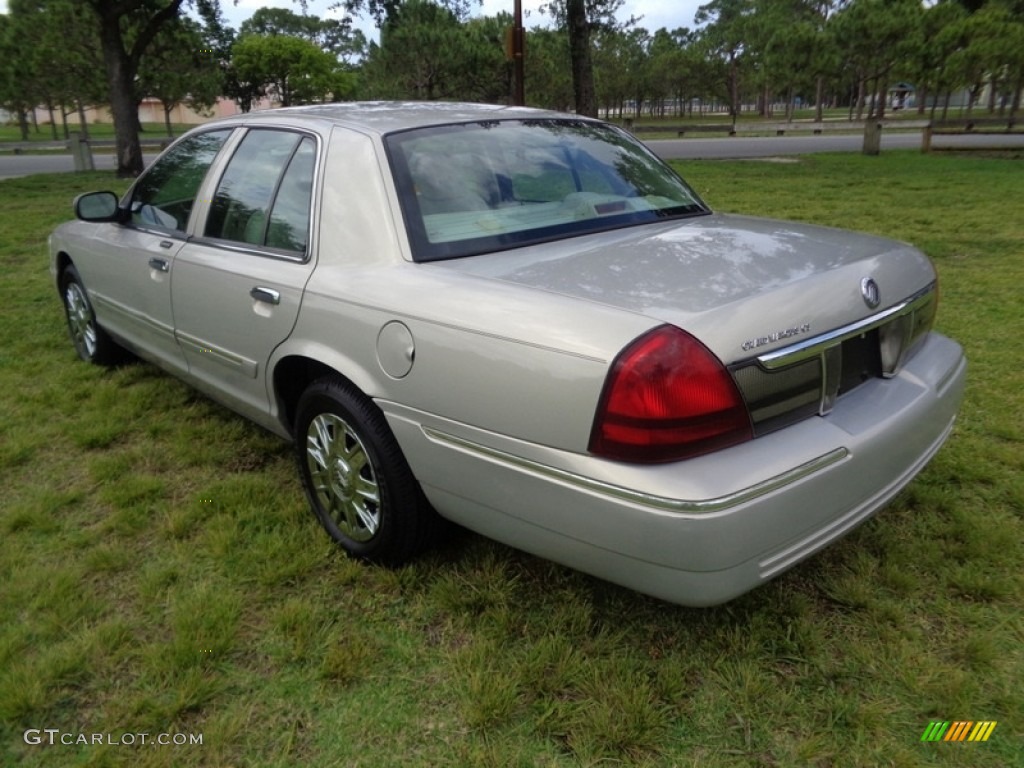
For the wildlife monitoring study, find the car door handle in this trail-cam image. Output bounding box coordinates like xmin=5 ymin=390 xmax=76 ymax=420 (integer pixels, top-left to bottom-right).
xmin=250 ymin=286 xmax=281 ymax=305
xmin=148 ymin=257 xmax=169 ymax=272
xmin=159 ymin=240 xmax=174 ymax=249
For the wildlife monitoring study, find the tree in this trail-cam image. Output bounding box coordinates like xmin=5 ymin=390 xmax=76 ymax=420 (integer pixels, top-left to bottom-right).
xmin=905 ymin=1 xmax=968 ymax=117
xmin=138 ymin=17 xmax=223 ymax=135
xmin=461 ymin=13 xmax=516 ymax=103
xmin=341 ymin=0 xmax=480 ymax=28
xmin=646 ymin=27 xmax=689 ymax=117
xmin=536 ymin=0 xmax=634 ymax=116
xmin=593 ymin=27 xmax=632 ymax=116
xmin=361 ymin=0 xmax=507 ymax=101
xmin=34 ymin=0 xmax=107 ymax=138
xmin=593 ymin=26 xmax=652 ymax=117
xmin=829 ymin=0 xmax=923 ymax=121
xmin=750 ymin=0 xmax=835 ymax=120
xmin=0 ymin=1 xmax=106 ymax=140
xmin=82 ymin=0 xmax=211 ymax=176
xmin=190 ymin=2 xmax=264 ymax=114
xmin=946 ymin=3 xmax=1024 ymax=116
xmin=240 ymin=6 xmax=365 ymax=62
xmin=525 ymin=27 xmax=574 ymax=110
xmin=232 ymin=34 xmax=353 ymax=107
xmin=695 ymin=0 xmax=752 ymax=119
xmin=565 ymin=0 xmax=597 ymax=115
xmin=0 ymin=13 xmax=35 ymax=140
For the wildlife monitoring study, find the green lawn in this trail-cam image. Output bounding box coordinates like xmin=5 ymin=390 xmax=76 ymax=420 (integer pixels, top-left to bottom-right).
xmin=0 ymin=122 xmax=193 ymax=145
xmin=1 ymin=153 xmax=1022 ymax=767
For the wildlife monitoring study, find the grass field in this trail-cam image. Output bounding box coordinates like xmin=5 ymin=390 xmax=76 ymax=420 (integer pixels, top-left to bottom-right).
xmin=1 ymin=152 xmax=1021 ymax=767
xmin=0 ymin=122 xmax=193 ymax=145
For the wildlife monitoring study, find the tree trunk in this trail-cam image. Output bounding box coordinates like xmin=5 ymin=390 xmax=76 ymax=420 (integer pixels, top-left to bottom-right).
xmin=566 ymin=0 xmax=596 ymax=117
xmin=815 ymin=76 xmax=824 ymax=122
xmin=966 ymin=84 xmax=978 ymax=116
xmin=90 ymin=0 xmax=187 ymax=176
xmin=17 ymin=110 xmax=29 ymax=141
xmin=729 ymin=52 xmax=740 ymax=119
xmin=47 ymin=103 xmax=58 ymax=140
xmin=96 ymin=17 xmax=145 ymax=176
xmin=163 ymin=102 xmax=173 ymax=136
xmin=77 ymin=101 xmax=89 ymax=139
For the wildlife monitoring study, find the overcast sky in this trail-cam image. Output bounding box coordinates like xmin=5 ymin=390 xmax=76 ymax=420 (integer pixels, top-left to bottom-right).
xmin=225 ymin=0 xmax=706 ymax=39
xmin=0 ymin=0 xmax=707 ymax=41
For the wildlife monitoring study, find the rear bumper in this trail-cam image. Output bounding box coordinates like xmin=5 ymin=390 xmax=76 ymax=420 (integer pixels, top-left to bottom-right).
xmin=383 ymin=332 xmax=966 ymax=606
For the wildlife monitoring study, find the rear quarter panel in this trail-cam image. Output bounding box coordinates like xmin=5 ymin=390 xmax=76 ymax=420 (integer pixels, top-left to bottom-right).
xmin=277 ymin=122 xmax=658 ymax=454
xmin=289 ymin=264 xmax=656 ymax=453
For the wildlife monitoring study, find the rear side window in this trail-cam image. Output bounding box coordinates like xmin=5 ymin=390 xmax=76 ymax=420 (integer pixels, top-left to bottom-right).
xmin=205 ymin=129 xmax=316 ymax=255
xmin=129 ymin=129 xmax=231 ymax=233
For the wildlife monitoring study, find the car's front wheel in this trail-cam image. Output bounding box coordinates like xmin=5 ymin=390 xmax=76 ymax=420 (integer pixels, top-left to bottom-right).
xmin=60 ymin=265 xmax=122 ymax=365
xmin=294 ymin=376 xmax=436 ymax=564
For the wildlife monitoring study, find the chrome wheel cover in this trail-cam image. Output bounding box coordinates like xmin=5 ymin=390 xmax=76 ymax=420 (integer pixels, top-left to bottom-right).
xmin=305 ymin=413 xmax=381 ymax=542
xmin=65 ymin=282 xmax=97 ymax=358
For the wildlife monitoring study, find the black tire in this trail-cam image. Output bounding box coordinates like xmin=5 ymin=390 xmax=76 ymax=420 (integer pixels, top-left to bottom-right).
xmin=60 ymin=265 xmax=123 ymax=366
xmin=294 ymin=376 xmax=437 ymax=565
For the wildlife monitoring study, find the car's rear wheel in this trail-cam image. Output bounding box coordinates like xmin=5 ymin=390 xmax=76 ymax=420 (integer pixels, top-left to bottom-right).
xmin=294 ymin=376 xmax=436 ymax=564
xmin=60 ymin=265 xmax=122 ymax=365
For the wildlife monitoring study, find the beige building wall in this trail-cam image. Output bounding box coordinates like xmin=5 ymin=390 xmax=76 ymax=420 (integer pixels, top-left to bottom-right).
xmin=31 ymin=97 xmax=278 ymax=128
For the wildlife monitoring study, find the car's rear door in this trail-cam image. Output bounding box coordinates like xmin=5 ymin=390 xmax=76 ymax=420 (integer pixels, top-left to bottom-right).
xmin=76 ymin=129 xmax=232 ymax=372
xmin=170 ymin=127 xmax=319 ymax=422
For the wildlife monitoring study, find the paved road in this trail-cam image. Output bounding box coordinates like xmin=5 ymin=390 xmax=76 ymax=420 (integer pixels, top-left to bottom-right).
xmin=0 ymin=151 xmax=160 ymax=180
xmin=2 ymin=131 xmax=1022 ymax=179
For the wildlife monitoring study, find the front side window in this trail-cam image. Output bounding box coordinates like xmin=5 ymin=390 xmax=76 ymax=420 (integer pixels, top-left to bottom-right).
xmin=129 ymin=129 xmax=231 ymax=233
xmin=204 ymin=130 xmax=316 ymax=256
xmin=386 ymin=120 xmax=709 ymax=261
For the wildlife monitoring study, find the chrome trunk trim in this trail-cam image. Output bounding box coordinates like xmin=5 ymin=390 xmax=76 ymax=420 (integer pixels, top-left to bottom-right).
xmin=756 ymin=281 xmax=936 ymax=371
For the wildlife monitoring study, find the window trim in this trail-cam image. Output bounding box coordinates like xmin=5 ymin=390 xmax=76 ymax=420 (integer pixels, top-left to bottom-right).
xmin=121 ymin=128 xmax=235 ymax=239
xmin=190 ymin=126 xmax=322 ymax=264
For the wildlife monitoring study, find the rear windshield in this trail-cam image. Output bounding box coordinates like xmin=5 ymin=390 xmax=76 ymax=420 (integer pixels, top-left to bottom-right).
xmin=385 ymin=119 xmax=709 ymax=262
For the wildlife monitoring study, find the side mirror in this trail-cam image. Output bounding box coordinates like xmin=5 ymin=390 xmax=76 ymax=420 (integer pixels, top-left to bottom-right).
xmin=74 ymin=191 xmax=124 ymax=223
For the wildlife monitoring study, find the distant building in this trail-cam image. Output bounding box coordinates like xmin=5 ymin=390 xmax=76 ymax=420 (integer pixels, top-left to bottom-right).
xmin=24 ymin=96 xmax=279 ymax=131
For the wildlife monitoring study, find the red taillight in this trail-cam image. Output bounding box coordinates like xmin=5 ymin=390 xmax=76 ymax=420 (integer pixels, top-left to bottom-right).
xmin=589 ymin=326 xmax=753 ymax=462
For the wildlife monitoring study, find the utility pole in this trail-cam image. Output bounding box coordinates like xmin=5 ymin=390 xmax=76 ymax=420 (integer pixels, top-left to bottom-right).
xmin=512 ymin=0 xmax=525 ymax=105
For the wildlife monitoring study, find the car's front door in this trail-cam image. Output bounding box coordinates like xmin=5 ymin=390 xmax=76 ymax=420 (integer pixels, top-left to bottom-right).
xmin=171 ymin=128 xmax=319 ymax=422
xmin=80 ymin=129 xmax=232 ymax=372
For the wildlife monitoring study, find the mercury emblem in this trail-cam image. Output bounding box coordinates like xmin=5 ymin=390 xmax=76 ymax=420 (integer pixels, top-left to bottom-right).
xmin=861 ymin=277 xmax=881 ymax=309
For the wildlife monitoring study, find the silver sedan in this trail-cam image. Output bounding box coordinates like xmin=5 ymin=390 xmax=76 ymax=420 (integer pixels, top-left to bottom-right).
xmin=49 ymin=103 xmax=966 ymax=606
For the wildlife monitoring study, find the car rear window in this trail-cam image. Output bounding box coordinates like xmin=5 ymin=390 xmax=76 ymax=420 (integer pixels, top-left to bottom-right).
xmin=385 ymin=119 xmax=709 ymax=262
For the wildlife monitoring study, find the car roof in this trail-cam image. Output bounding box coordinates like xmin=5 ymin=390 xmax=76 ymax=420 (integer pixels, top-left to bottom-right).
xmin=209 ymin=102 xmax=595 ymax=136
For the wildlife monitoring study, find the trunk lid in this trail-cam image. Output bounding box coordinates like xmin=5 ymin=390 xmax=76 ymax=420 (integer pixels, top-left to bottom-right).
xmin=436 ymin=213 xmax=935 ymax=363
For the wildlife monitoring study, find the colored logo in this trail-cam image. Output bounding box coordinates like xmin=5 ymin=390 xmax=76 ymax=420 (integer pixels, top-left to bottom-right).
xmin=921 ymin=721 xmax=997 ymax=742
